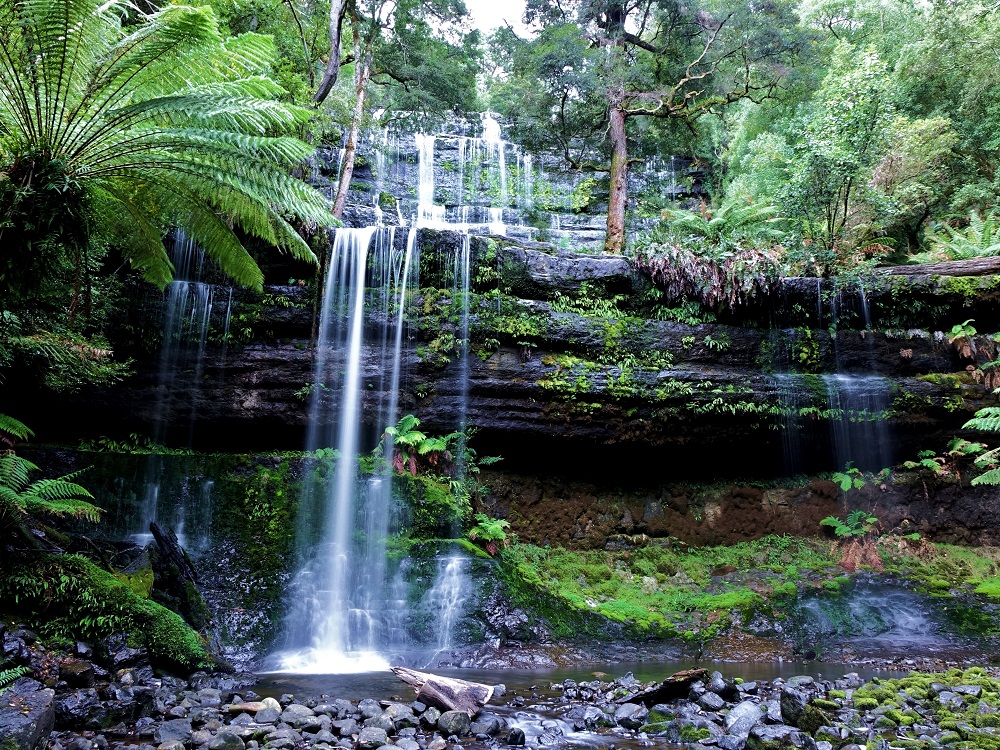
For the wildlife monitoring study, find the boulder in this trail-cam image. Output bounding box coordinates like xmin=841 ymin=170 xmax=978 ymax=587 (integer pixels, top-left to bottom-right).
xmin=0 ymin=685 xmax=54 ymax=750
xmin=726 ymin=701 xmax=764 ymax=738
xmin=357 ymin=726 xmax=388 ymax=750
xmin=780 ymin=687 xmax=809 ymax=727
xmin=154 ymin=718 xmax=193 ymax=744
xmin=613 ymin=703 xmax=649 ymax=730
xmin=746 ymin=724 xmax=819 ymax=750
xmin=437 ymin=709 xmax=472 ymax=736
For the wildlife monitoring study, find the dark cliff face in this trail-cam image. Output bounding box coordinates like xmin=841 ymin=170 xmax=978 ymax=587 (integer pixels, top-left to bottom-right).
xmin=13 ymin=231 xmax=995 ymax=482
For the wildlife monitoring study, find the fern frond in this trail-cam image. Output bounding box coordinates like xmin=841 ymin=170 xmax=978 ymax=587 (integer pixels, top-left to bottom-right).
xmin=964 ymin=407 xmax=1000 ymax=433
xmin=972 ymin=467 xmax=1000 ymax=486
xmin=0 ymin=414 xmax=34 ymax=442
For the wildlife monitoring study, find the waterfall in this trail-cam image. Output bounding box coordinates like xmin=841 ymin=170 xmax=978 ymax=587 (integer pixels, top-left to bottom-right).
xmin=823 ymin=374 xmax=893 ymax=472
xmin=134 ymin=231 xmax=231 ymax=547
xmin=270 ymin=226 xmax=418 ymax=673
xmin=415 ymin=134 xmax=445 ymax=227
xmin=424 ymin=556 xmax=471 ymax=653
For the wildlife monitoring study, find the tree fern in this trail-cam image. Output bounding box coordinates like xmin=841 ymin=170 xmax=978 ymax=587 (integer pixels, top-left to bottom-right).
xmin=912 ymin=211 xmax=1000 ymax=263
xmin=0 ymin=0 xmax=335 ymax=299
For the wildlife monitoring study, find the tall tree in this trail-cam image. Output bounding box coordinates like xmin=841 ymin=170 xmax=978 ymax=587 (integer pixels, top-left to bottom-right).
xmin=315 ymin=0 xmax=477 ymax=219
xmin=514 ymin=0 xmax=804 ymax=254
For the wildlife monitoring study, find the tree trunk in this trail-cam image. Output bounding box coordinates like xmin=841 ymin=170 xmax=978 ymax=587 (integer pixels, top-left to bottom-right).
xmin=626 ymin=668 xmax=708 ymax=706
xmin=877 ymin=257 xmax=1000 ymax=277
xmin=331 ymin=38 xmax=373 ymax=219
xmin=605 ymin=103 xmax=628 ymax=255
xmin=313 ymin=0 xmax=348 ymax=103
xmin=391 ymin=667 xmax=494 ymax=717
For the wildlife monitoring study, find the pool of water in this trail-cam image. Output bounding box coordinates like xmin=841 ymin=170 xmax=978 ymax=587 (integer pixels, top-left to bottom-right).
xmin=256 ymin=658 xmax=893 ymax=703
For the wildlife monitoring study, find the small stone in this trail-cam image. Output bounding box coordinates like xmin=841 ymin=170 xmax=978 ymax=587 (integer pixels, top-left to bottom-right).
xmin=427 ymin=737 xmax=447 ymax=750
xmin=333 ymin=718 xmax=360 ymax=737
xmin=157 ymin=742 xmax=186 ymax=750
xmin=421 ymin=707 xmax=441 ymax=728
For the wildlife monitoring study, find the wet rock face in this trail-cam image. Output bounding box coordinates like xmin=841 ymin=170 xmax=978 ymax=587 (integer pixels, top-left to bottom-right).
xmin=0 ymin=681 xmax=55 ymax=750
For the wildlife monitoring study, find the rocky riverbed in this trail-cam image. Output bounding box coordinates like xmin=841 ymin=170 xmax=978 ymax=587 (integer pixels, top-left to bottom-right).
xmin=6 ymin=611 xmax=1000 ymax=750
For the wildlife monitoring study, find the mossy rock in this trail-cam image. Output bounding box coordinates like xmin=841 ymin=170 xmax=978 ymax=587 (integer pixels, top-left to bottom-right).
xmin=797 ymin=704 xmax=829 ymax=734
xmin=812 ymin=698 xmax=841 ymax=711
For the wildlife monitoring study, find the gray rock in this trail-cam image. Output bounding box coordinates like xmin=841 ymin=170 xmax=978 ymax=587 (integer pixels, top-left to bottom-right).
xmin=198 ymin=689 xmax=223 ymax=707
xmin=356 ymin=727 xmax=388 ymax=750
xmin=955 ymin=686 xmax=983 ymax=698
xmin=700 ymin=692 xmax=727 ymax=711
xmin=437 ymin=710 xmax=471 ymax=737
xmin=470 ymin=713 xmax=506 ymax=736
xmin=0 ymin=686 xmax=55 ymax=750
xmin=55 ymin=688 xmax=107 ymax=730
xmin=747 ymin=724 xmax=818 ymax=750
xmin=358 ymin=700 xmax=382 ymax=720
xmin=726 ymin=701 xmax=765 ymax=738
xmin=421 ymin=707 xmax=442 ymax=728
xmin=565 ymin=705 xmax=611 ymax=730
xmin=333 ymin=719 xmax=360 ymax=737
xmin=255 ymin=707 xmax=281 ymax=724
xmin=363 ymin=713 xmax=395 ymax=733
xmin=157 ymin=741 xmax=186 ymax=750
xmin=718 ymin=736 xmax=747 ymax=750
xmin=208 ymin=731 xmax=246 ymax=750
xmin=781 ymin=688 xmax=809 ymax=727
xmin=765 ymin=701 xmax=782 ymax=724
xmin=395 ymin=741 xmax=420 ymax=750
xmin=154 ymin=719 xmax=193 ymax=744
xmin=938 ymin=692 xmax=963 ymax=708
xmin=614 ymin=702 xmax=649 ymax=730
xmin=506 ymin=728 xmax=526 ymax=746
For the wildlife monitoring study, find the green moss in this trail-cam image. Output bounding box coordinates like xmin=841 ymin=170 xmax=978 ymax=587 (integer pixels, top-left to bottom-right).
xmin=0 ymin=554 xmax=210 ymax=671
xmin=797 ymin=704 xmax=829 ymax=734
xmin=812 ymin=698 xmax=841 ymax=710
xmin=853 ymin=697 xmax=879 ymax=710
xmin=680 ymin=726 xmax=712 ymax=741
xmin=973 ymin=577 xmax=1000 ymax=599
xmin=829 ymin=690 xmax=846 ymax=699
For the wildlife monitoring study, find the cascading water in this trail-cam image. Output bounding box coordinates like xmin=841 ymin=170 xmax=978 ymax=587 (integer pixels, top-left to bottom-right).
xmin=270 ymin=226 xmax=418 ymax=673
xmin=424 ymin=556 xmax=472 ymax=655
xmin=823 ymin=374 xmax=893 ymax=472
xmin=134 ymin=231 xmax=231 ymax=548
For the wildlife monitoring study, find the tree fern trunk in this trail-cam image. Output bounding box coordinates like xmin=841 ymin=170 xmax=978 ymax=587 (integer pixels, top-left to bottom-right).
xmin=605 ymin=103 xmax=628 ymax=255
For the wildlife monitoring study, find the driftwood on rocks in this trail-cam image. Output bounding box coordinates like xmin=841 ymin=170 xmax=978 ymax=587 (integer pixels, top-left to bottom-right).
xmin=391 ymin=667 xmax=494 ymax=717
xmin=877 ymin=257 xmax=1000 ymax=277
xmin=624 ymin=668 xmax=709 ymax=706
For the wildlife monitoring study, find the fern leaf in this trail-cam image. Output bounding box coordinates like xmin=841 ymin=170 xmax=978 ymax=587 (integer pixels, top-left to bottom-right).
xmin=0 ymin=414 xmax=34 ymax=442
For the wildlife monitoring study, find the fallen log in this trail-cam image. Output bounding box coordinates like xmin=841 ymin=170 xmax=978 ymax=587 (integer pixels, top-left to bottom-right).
xmin=391 ymin=667 xmax=493 ymax=717
xmin=877 ymin=257 xmax=1000 ymax=277
xmin=624 ymin=668 xmax=709 ymax=706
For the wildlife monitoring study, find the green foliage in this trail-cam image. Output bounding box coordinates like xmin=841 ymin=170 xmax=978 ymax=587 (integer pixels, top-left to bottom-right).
xmin=963 ymin=407 xmax=1000 ymax=486
xmin=0 ymin=665 xmax=31 ymax=691
xmin=912 ymin=211 xmax=1000 ymax=263
xmin=821 ymin=510 xmax=879 ymax=537
xmin=468 ymin=512 xmax=511 ymax=556
xmin=829 ymin=466 xmax=866 ymax=492
xmin=633 ymin=231 xmax=780 ymax=309
xmin=0 ymin=0 xmax=334 ymax=305
xmin=0 ymin=311 xmax=131 ymax=392
xmin=0 ymin=554 xmax=210 ymax=670
xmin=0 ymin=448 xmax=102 ymax=549
xmin=383 ymin=414 xmax=461 ymax=477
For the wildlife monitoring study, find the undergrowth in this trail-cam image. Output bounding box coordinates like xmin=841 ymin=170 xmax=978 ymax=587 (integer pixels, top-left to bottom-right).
xmin=0 ymin=554 xmax=212 ymax=672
